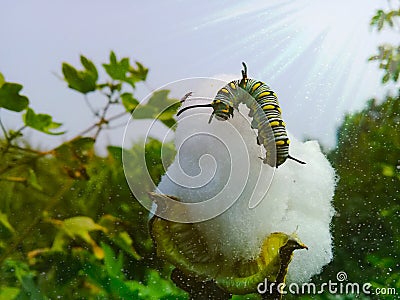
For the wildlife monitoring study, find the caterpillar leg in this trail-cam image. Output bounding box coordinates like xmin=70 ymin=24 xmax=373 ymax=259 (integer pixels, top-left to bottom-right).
xmin=251 ymin=118 xmax=258 ymax=129
xmin=258 ymin=156 xmax=271 ymax=165
xmin=248 ymin=109 xmax=254 ymax=118
xmin=256 ymin=136 xmax=261 ymax=145
xmin=258 ymin=153 xmax=276 ymax=167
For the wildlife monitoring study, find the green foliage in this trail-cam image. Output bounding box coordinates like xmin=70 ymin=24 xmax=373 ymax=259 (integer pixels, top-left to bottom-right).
xmin=0 ymin=72 xmax=63 ymax=147
xmin=52 ymin=137 xmax=95 ymax=180
xmin=82 ymin=243 xmax=186 ymax=299
xmin=369 ymin=44 xmax=400 ymax=83
xmin=103 ymin=51 xmax=148 ymax=88
xmin=23 ymin=108 xmax=64 ymax=135
xmin=151 ymin=215 xmax=306 ymax=297
xmin=369 ymin=4 xmax=400 ymax=84
xmin=0 ymin=72 xmax=5 ymax=87
xmin=0 ymin=212 xmax=15 ymax=240
xmin=133 ymin=90 xmax=181 ymax=128
xmin=62 ymin=55 xmax=98 ymax=94
xmin=121 ymin=92 xmax=139 ymax=112
xmin=370 ymin=9 xmax=400 ymax=31
xmin=2 ymin=40 xmax=396 ymax=298
xmin=0 ymin=82 xmax=29 ymax=112
xmin=0 ymin=52 xmax=184 ymax=299
xmin=323 ymin=93 xmax=400 ymax=298
xmin=0 ymin=137 xmax=181 ymax=299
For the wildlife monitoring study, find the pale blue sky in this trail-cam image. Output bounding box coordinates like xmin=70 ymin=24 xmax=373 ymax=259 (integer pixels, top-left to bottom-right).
xmin=0 ymin=0 xmax=398 ymax=150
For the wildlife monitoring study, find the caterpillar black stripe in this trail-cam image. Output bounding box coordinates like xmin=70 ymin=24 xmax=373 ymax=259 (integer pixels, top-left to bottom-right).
xmin=177 ymin=63 xmax=305 ymax=167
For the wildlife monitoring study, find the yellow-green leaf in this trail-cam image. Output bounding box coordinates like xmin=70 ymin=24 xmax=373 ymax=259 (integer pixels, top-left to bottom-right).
xmin=23 ymin=108 xmax=65 ymax=135
xmin=150 ymin=203 xmax=307 ymax=295
xmin=0 ymin=72 xmax=5 ymax=88
xmin=121 ymin=93 xmax=139 ymax=112
xmin=62 ymin=216 xmax=105 ymax=240
xmin=27 ymin=169 xmax=43 ymax=191
xmin=0 ymin=210 xmax=15 ymax=239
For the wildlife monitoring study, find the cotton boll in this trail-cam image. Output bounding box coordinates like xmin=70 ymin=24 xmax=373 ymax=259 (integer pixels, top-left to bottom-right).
xmin=157 ymin=98 xmax=269 ymax=222
xmin=157 ymin=83 xmax=336 ymax=283
xmin=199 ymin=135 xmax=336 ymax=283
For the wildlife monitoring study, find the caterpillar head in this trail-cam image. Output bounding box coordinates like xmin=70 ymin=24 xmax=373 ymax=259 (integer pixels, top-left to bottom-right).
xmin=211 ymin=102 xmax=234 ymax=122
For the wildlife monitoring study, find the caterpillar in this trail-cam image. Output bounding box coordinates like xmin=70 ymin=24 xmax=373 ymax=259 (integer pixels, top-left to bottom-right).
xmin=177 ymin=63 xmax=305 ymax=167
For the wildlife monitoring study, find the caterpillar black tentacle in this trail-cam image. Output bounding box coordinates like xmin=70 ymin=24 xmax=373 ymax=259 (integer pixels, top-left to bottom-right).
xmin=177 ymin=63 xmax=306 ymax=167
xmin=176 ymin=103 xmax=213 ymax=117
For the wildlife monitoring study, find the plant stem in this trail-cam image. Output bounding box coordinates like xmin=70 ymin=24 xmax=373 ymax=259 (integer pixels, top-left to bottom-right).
xmin=84 ymin=94 xmax=99 ymax=117
xmin=0 ymin=176 xmax=27 ymax=183
xmin=0 ymin=112 xmax=9 ymax=140
xmin=93 ymin=92 xmax=114 ymax=140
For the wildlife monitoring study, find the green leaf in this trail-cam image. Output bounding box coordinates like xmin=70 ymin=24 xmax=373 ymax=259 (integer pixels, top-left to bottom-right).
xmin=53 ymin=137 xmax=95 ymax=177
xmin=62 ymin=59 xmax=97 ymax=94
xmin=19 ymin=275 xmax=47 ymax=300
xmin=0 ymin=287 xmax=20 ymax=299
xmin=121 ymin=93 xmax=139 ymax=112
xmin=368 ymin=55 xmax=378 ymax=61
xmin=0 ymin=82 xmax=29 ymax=112
xmin=102 ymin=52 xmax=149 ymax=89
xmin=127 ymin=61 xmax=149 ymax=85
xmin=370 ymin=9 xmax=400 ymax=32
xmin=4 ymin=260 xmax=46 ymax=300
xmin=137 ymin=90 xmax=180 ymax=128
xmin=80 ymin=55 xmax=98 ymax=81
xmin=147 ymin=90 xmax=171 ymax=107
xmin=58 ymin=216 xmax=106 ymax=259
xmin=98 ymin=214 xmax=141 ymax=260
xmin=371 ymin=10 xmax=385 ymax=31
xmin=150 ymin=214 xmax=307 ymax=295
xmin=0 ymin=72 xmax=5 ymax=88
xmin=23 ymin=108 xmax=65 ymax=135
xmin=62 ymin=216 xmax=105 ymax=239
xmin=107 ymin=146 xmax=123 ymax=162
xmin=82 ymin=259 xmax=140 ymax=298
xmin=27 ymin=168 xmax=43 ymax=191
xmin=101 ymin=243 xmax=124 ymax=278
xmin=382 ymin=72 xmax=390 ymax=83
xmin=102 ymin=51 xmax=130 ymax=81
xmin=0 ymin=210 xmax=15 ymax=239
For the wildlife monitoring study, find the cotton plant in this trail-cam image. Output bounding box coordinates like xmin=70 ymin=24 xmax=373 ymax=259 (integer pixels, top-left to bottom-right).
xmin=149 ymin=79 xmax=336 ymax=296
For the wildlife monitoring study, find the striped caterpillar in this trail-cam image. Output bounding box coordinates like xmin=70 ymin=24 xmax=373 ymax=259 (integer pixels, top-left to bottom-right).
xmin=177 ymin=63 xmax=305 ymax=167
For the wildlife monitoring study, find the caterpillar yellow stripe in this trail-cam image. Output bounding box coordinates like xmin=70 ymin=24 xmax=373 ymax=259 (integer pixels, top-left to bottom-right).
xmin=177 ymin=63 xmax=305 ymax=167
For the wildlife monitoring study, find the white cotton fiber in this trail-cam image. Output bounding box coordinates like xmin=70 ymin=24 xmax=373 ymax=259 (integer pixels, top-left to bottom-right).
xmin=157 ymin=83 xmax=336 ymax=284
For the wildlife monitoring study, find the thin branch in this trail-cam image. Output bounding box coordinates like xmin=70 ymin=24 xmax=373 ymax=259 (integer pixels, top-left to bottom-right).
xmin=108 ymin=111 xmax=128 ymax=123
xmin=93 ymin=100 xmax=112 ymax=140
xmin=51 ymin=71 xmax=64 ymax=82
xmin=74 ymin=109 xmax=128 ymax=139
xmin=76 ymin=94 xmax=115 ymax=138
xmin=93 ymin=119 xmax=107 ymax=140
xmin=76 ymin=123 xmax=98 ymax=137
xmin=103 ymin=121 xmax=128 ymax=130
xmin=8 ymin=125 xmax=27 ymax=141
xmin=84 ymin=94 xmax=99 ymax=117
xmin=8 ymin=144 xmax=47 ymax=155
xmin=0 ymin=111 xmax=9 ymax=140
xmin=0 ymin=176 xmax=27 ymax=183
